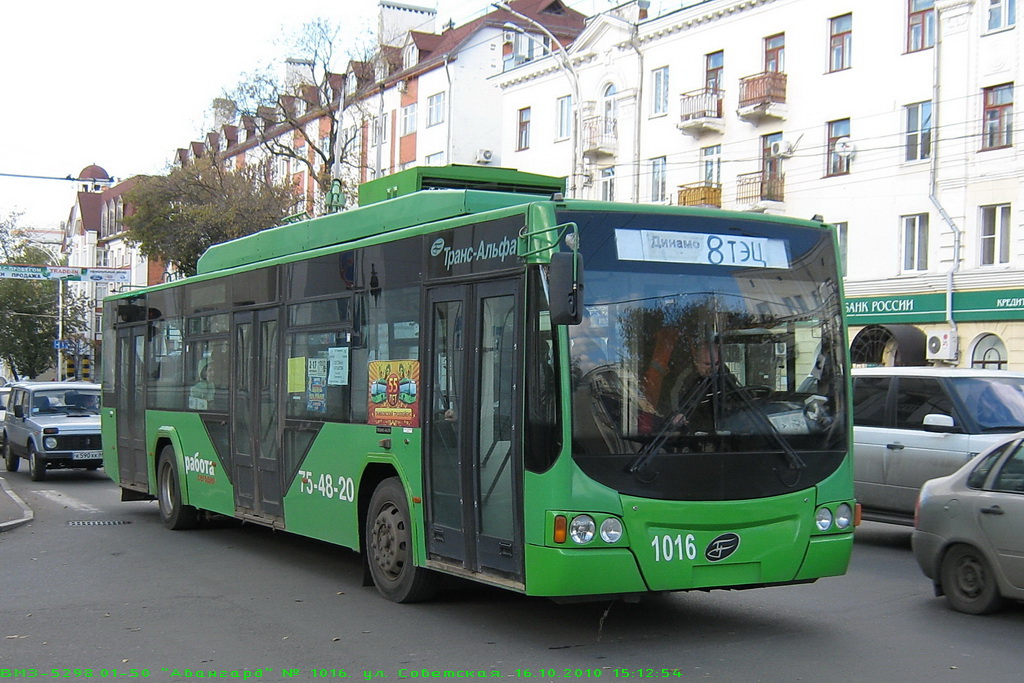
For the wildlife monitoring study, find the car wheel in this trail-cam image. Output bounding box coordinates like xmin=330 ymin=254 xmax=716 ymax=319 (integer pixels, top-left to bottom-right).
xmin=2 ymin=437 xmax=18 ymax=473
xmin=365 ymin=477 xmax=437 ymax=603
xmin=28 ymin=444 xmax=46 ymax=482
xmin=157 ymin=446 xmax=199 ymax=530
xmin=940 ymin=543 xmax=1003 ymax=615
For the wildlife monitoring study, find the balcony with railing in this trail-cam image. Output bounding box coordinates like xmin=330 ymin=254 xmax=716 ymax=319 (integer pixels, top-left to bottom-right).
xmin=582 ymin=115 xmax=618 ymax=159
xmin=735 ymin=171 xmax=785 ymax=211
xmin=677 ymin=87 xmax=725 ymax=136
xmin=737 ymin=72 xmax=787 ymax=122
xmin=677 ymin=181 xmax=722 ymax=208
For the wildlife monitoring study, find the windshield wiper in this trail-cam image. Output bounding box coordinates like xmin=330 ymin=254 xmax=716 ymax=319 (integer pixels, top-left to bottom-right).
xmin=625 ymin=373 xmax=717 ymax=480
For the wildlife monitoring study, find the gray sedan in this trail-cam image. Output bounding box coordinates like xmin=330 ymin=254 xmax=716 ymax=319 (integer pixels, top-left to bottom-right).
xmin=912 ymin=434 xmax=1024 ymax=614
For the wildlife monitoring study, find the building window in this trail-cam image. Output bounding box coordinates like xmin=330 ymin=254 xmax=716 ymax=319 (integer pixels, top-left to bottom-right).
xmin=652 ymin=66 xmax=669 ymax=115
xmin=765 ymin=34 xmax=785 ymax=72
xmin=972 ymin=334 xmax=1008 ymax=369
xmin=982 ymin=83 xmax=1013 ymax=149
xmin=371 ymin=114 xmax=388 ymax=146
xmin=829 ymin=14 xmax=852 ymax=72
xmin=827 ymin=118 xmax=852 ymax=175
xmin=987 ymin=0 xmax=1017 ymax=31
xmin=401 ymin=103 xmax=417 ymax=136
xmin=556 ymin=95 xmax=572 ymax=140
xmin=427 ymin=92 xmax=445 ymax=127
xmin=980 ymin=203 xmax=1011 ymax=265
xmin=602 ymin=84 xmax=618 ymax=135
xmin=902 ymin=213 xmax=929 ymax=271
xmin=600 ymin=166 xmax=615 ymax=202
xmin=517 ymin=107 xmax=531 ymax=150
xmin=651 ymin=156 xmax=667 ymax=202
xmin=701 ymin=145 xmax=721 ymax=185
xmin=705 ymin=51 xmax=724 ymax=92
xmin=425 ymin=151 xmax=445 ymax=166
xmin=905 ymin=101 xmax=933 ymax=161
xmin=908 ymin=0 xmax=935 ymax=52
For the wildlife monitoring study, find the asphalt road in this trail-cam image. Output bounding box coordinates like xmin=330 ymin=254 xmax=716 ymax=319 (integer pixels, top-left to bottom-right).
xmin=1 ymin=471 xmax=1022 ymax=681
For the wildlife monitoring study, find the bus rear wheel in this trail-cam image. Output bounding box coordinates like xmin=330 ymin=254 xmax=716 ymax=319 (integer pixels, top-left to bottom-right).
xmin=157 ymin=447 xmax=199 ymax=530
xmin=365 ymin=477 xmax=437 ymax=603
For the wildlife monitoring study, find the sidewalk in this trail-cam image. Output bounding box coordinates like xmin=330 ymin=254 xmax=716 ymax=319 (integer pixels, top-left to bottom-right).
xmin=0 ymin=475 xmax=33 ymax=532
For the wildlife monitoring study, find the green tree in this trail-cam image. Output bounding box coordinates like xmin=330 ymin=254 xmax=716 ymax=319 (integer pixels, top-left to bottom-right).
xmin=123 ymin=156 xmax=293 ymax=276
xmin=0 ymin=210 xmax=88 ymax=379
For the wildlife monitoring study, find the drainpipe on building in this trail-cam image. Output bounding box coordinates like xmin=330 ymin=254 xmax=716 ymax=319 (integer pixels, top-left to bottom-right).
xmin=629 ymin=2 xmax=649 ymax=203
xmin=929 ymin=8 xmax=963 ymax=355
xmin=444 ymin=55 xmax=454 ymax=165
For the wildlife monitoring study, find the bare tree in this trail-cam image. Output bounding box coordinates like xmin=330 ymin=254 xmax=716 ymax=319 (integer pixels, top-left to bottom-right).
xmin=226 ymin=18 xmax=372 ymax=215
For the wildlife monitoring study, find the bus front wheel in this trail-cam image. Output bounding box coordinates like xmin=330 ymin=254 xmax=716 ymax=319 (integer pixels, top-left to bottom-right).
xmin=365 ymin=477 xmax=437 ymax=603
xmin=157 ymin=447 xmax=199 ymax=531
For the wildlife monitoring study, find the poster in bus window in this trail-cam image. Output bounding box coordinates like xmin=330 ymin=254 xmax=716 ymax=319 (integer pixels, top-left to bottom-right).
xmin=368 ymin=360 xmax=420 ymax=428
xmin=307 ymin=357 xmax=327 ymax=413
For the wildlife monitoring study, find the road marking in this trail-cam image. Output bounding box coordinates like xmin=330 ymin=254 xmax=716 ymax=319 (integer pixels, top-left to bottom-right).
xmin=33 ymin=489 xmax=102 ymax=514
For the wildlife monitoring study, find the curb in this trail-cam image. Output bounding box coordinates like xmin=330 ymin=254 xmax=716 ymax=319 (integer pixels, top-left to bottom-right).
xmin=0 ymin=475 xmax=33 ymax=532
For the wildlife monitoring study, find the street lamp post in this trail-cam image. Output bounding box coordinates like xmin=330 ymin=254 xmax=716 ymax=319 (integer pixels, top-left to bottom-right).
xmin=495 ymin=2 xmax=582 ymax=197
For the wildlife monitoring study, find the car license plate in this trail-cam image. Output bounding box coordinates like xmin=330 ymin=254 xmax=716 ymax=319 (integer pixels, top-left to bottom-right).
xmin=72 ymin=451 xmax=101 ymax=460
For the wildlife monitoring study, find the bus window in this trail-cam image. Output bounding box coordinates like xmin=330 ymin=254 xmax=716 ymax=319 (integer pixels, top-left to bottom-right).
xmin=285 ymin=331 xmax=352 ymax=421
xmin=147 ymin=317 xmax=185 ymax=410
xmin=187 ymin=339 xmax=230 ymax=412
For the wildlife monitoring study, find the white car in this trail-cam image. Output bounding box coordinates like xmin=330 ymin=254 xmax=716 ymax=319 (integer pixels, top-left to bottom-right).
xmin=2 ymin=382 xmax=102 ymax=481
xmin=852 ymin=367 xmax=1024 ymax=524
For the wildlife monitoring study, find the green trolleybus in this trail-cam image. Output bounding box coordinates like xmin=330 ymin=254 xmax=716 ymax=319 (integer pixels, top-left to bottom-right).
xmin=101 ymin=165 xmax=855 ymax=603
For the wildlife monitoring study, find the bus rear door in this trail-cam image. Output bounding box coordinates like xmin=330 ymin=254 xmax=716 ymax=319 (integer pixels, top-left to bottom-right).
xmin=231 ymin=308 xmax=283 ymax=524
xmin=116 ymin=325 xmax=147 ymax=489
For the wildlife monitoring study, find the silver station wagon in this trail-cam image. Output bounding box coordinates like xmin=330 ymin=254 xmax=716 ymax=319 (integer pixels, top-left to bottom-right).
xmin=852 ymin=367 xmax=1024 ymax=524
xmin=2 ymin=381 xmax=103 ymax=481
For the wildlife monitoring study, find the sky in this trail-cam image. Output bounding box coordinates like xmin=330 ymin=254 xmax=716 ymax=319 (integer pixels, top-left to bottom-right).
xmin=0 ymin=0 xmax=608 ymax=231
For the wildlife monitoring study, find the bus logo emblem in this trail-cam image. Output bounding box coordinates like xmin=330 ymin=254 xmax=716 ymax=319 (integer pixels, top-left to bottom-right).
xmin=430 ymin=238 xmax=445 ymax=256
xmin=705 ymin=533 xmax=740 ymax=562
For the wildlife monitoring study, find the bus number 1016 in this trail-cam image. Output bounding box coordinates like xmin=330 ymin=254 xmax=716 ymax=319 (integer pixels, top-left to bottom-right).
xmin=651 ymin=533 xmax=696 ymax=562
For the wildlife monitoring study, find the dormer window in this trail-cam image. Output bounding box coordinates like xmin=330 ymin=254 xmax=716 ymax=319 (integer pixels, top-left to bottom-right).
xmin=403 ymin=43 xmax=418 ymax=70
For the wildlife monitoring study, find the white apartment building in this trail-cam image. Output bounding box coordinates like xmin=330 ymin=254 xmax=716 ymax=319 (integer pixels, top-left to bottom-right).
xmin=499 ymin=0 xmax=1024 ymax=370
xmin=339 ymin=0 xmax=585 ymax=188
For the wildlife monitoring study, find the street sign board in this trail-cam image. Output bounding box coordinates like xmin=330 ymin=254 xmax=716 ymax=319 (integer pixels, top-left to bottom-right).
xmin=0 ymin=264 xmax=131 ymax=282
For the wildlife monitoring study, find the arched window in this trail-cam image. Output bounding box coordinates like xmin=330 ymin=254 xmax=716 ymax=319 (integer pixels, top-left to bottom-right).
xmin=972 ymin=333 xmax=1007 ymax=370
xmin=602 ymin=84 xmax=618 ymax=134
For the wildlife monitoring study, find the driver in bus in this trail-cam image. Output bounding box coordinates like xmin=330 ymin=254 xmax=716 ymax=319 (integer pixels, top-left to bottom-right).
xmin=669 ymin=340 xmax=733 ymax=434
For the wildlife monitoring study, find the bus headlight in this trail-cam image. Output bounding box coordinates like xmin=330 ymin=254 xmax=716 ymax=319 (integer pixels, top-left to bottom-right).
xmin=835 ymin=503 xmax=853 ymax=529
xmin=569 ymin=515 xmax=595 ymax=544
xmin=44 ymin=437 xmax=58 ymax=450
xmin=815 ymin=507 xmax=833 ymax=531
xmin=599 ymin=517 xmax=623 ymax=543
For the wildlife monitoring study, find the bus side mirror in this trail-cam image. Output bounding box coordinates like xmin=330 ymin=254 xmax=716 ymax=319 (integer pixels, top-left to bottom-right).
xmin=549 ymin=251 xmax=584 ymax=326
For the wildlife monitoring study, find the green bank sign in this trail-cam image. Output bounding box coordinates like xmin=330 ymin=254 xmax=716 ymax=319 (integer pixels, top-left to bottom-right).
xmin=845 ymin=289 xmax=1024 ymax=324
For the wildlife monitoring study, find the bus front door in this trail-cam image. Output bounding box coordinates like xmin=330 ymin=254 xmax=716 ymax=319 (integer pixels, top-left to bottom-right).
xmin=231 ymin=309 xmax=283 ymax=524
xmin=115 ymin=325 xmax=147 ymax=490
xmin=425 ymin=280 xmax=522 ymax=582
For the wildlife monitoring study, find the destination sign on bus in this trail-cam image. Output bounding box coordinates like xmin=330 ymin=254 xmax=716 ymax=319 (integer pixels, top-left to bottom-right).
xmin=614 ymin=228 xmax=790 ymax=269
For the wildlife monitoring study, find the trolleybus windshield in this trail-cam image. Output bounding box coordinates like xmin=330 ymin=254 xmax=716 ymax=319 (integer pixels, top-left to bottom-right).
xmin=559 ymin=210 xmax=847 ymax=502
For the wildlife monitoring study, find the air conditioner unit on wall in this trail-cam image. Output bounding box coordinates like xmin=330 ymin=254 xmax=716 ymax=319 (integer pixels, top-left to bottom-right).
xmin=926 ymin=329 xmax=959 ymax=361
xmin=476 ymin=149 xmax=494 ymax=164
xmin=769 ymin=140 xmax=794 ymax=158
